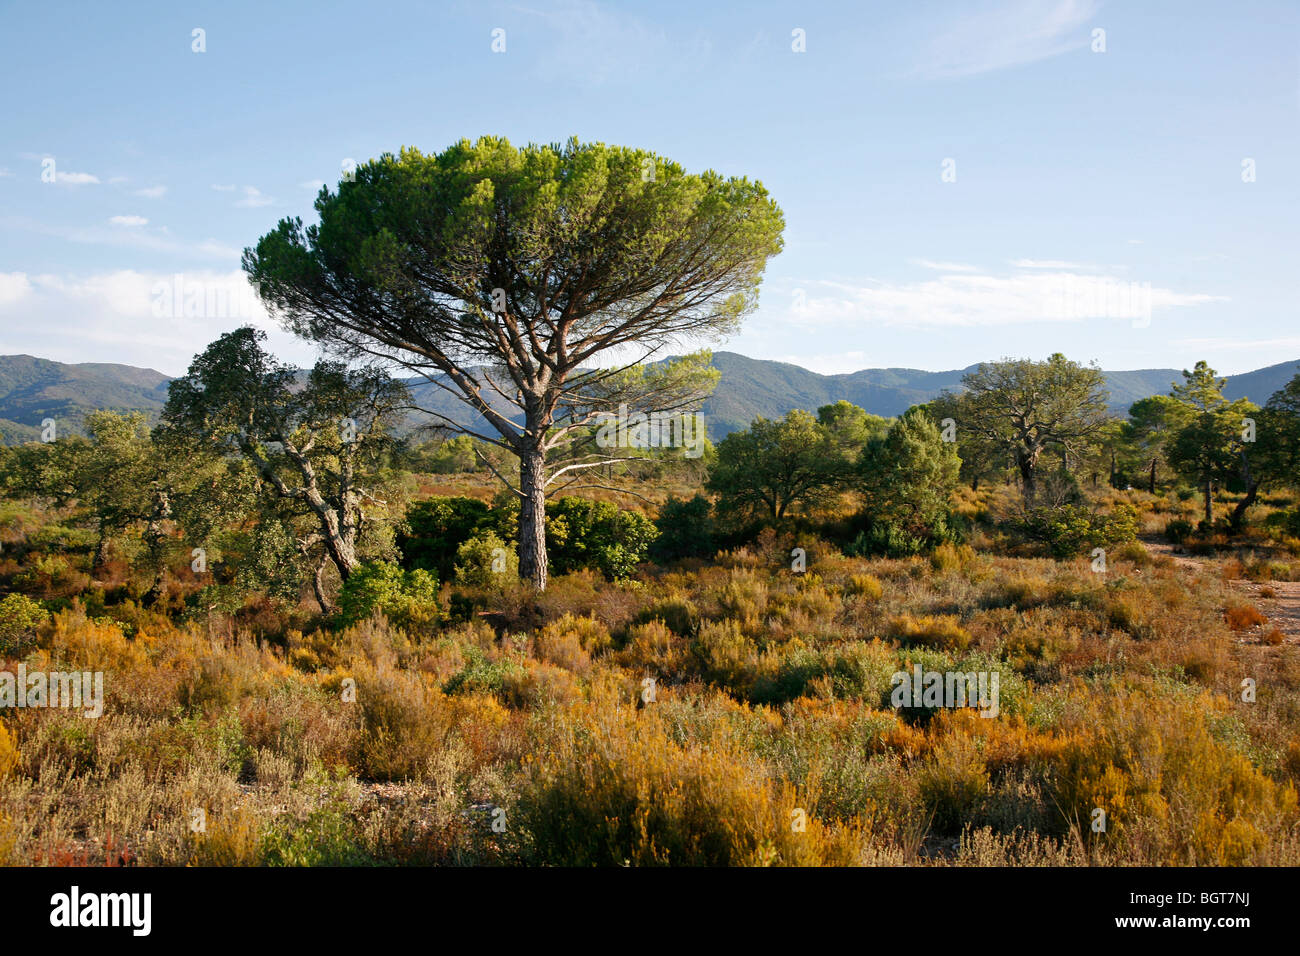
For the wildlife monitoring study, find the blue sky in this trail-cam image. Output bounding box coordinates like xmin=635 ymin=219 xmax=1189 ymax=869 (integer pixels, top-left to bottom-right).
xmin=1 ymin=0 xmax=1296 ymax=376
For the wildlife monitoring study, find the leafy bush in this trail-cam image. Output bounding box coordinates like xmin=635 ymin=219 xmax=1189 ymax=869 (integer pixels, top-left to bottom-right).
xmin=1022 ymin=504 xmax=1139 ymax=558
xmin=886 ymin=614 xmax=973 ymax=653
xmin=650 ymin=494 xmax=715 ymax=561
xmin=1164 ymin=517 xmax=1194 ymax=543
xmin=398 ymin=496 xmax=492 ymax=579
xmin=0 ymin=593 xmax=48 ymax=655
xmin=546 ymin=496 xmax=658 ymax=580
xmin=336 ymin=561 xmax=441 ymax=631
xmin=453 ymin=531 xmax=518 ymax=590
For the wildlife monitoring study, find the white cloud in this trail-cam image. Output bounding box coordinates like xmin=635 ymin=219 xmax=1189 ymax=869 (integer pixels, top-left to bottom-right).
xmin=910 ymin=258 xmax=980 ymax=273
xmin=0 ymin=168 xmax=14 ymax=178
xmin=779 ymin=268 xmax=1224 ymax=329
xmin=1010 ymin=258 xmax=1087 ymax=269
xmin=913 ymin=0 xmax=1099 ymax=79
xmin=234 ymin=185 xmax=273 ymax=208
xmin=0 ymin=272 xmax=33 ymax=307
xmin=0 ymin=269 xmax=320 ymax=372
xmin=55 ymin=170 xmax=100 ymax=185
xmin=300 ymin=179 xmax=326 ymax=191
xmin=108 ymin=215 xmax=149 ymax=227
xmin=1 ymin=214 xmax=241 ymax=261
xmin=211 ymin=183 xmax=237 ymax=192
xmin=135 ymin=185 xmax=167 ymax=198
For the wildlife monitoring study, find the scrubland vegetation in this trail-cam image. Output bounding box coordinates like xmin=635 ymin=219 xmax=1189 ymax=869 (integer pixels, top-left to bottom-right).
xmin=2 ymin=355 xmax=1299 ymax=867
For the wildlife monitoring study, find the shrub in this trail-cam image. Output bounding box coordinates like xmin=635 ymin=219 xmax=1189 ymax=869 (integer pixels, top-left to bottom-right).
xmin=846 ymin=574 xmax=884 ymax=601
xmin=337 ymin=561 xmax=441 ymax=631
xmin=1164 ymin=517 xmax=1194 ymax=544
xmin=650 ymin=494 xmax=715 ymax=561
xmin=0 ymin=593 xmax=48 ymax=655
xmin=0 ymin=722 xmax=18 ymax=779
xmin=886 ymin=614 xmax=973 ymax=653
xmin=1224 ymin=604 xmax=1267 ymax=632
xmin=453 ymin=532 xmax=518 ymax=590
xmin=917 ymin=733 xmax=989 ymax=833
xmin=398 ymin=496 xmax=492 ymax=578
xmin=547 ymin=496 xmax=658 ymax=580
xmin=517 ymin=699 xmax=867 ymax=865
xmin=1022 ymin=504 xmax=1140 ymax=558
xmin=633 ymin=595 xmax=699 ymax=637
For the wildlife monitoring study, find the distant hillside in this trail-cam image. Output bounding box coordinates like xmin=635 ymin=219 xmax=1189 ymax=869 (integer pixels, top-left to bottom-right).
xmin=0 ymin=352 xmax=1296 ymax=444
xmin=0 ymin=355 xmax=171 ymax=442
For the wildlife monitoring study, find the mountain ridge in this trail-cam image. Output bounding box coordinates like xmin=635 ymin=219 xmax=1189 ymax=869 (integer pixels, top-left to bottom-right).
xmin=1 ymin=351 xmax=1296 ymax=443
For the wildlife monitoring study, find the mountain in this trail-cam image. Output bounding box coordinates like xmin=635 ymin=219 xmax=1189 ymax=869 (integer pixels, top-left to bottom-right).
xmin=0 ymin=352 xmax=1296 ymax=444
xmin=0 ymin=355 xmax=171 ymax=443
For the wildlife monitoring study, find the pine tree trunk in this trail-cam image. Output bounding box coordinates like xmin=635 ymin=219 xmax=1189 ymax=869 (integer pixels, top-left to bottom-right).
xmin=517 ymin=446 xmax=548 ymax=590
xmin=1204 ymin=479 xmax=1213 ymax=526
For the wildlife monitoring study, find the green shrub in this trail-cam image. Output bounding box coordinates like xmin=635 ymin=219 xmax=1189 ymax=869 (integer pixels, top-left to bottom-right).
xmin=546 ymin=496 xmax=658 ymax=580
xmin=398 ymin=496 xmax=492 ymax=578
xmin=453 ymin=531 xmax=518 ymax=590
xmin=337 ymin=561 xmax=441 ymax=631
xmin=1022 ymin=504 xmax=1139 ymax=558
xmin=650 ymin=494 xmax=715 ymax=561
xmin=0 ymin=593 xmax=48 ymax=655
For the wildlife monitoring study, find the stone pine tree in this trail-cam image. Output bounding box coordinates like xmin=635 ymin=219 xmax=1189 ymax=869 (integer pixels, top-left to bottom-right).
xmin=243 ymin=137 xmax=784 ymax=589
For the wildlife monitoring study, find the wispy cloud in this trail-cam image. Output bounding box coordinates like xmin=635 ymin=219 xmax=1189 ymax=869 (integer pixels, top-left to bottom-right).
xmin=54 ymin=170 xmax=100 ymax=185
xmin=910 ymin=258 xmax=981 ymax=272
xmin=0 ymin=269 xmax=318 ymax=372
xmin=1010 ymin=257 xmax=1088 ymax=269
xmin=779 ymin=266 xmax=1223 ymax=329
xmin=1 ymin=214 xmax=241 ymax=261
xmin=108 ymin=215 xmax=149 ymax=227
xmin=518 ymin=0 xmax=710 ymax=85
xmin=234 ymin=185 xmax=273 ymax=208
xmin=912 ymin=0 xmax=1099 ymax=79
xmin=211 ymin=183 xmax=237 ymax=192
xmin=134 ymin=185 xmax=167 ymax=198
xmin=299 ymin=179 xmax=326 ymax=192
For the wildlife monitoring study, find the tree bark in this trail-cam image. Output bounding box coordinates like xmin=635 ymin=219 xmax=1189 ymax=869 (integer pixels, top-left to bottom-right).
xmin=1148 ymin=458 xmax=1156 ymax=494
xmin=1203 ymin=479 xmax=1213 ymax=526
xmin=517 ymin=446 xmax=548 ymax=590
xmin=1017 ymin=450 xmax=1037 ymax=505
xmin=312 ymin=557 xmax=332 ymax=614
xmin=1229 ymin=449 xmax=1259 ymax=532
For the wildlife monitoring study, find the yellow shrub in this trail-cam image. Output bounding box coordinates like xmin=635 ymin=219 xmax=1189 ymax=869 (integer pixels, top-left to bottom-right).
xmin=886 ymin=614 xmax=972 ymax=653
xmin=0 ymin=722 xmax=18 ymax=779
xmin=846 ymin=574 xmax=884 ymax=601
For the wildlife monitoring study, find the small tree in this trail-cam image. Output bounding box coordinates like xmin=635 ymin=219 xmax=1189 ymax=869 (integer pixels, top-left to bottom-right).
xmin=162 ymin=327 xmax=409 ymax=598
xmin=858 ymin=406 xmax=960 ymax=543
xmin=942 ymin=354 xmax=1110 ymax=504
xmin=1165 ymin=362 xmax=1257 ymax=527
xmin=706 ymin=410 xmax=840 ymax=522
xmin=1123 ymin=395 xmax=1194 ymax=493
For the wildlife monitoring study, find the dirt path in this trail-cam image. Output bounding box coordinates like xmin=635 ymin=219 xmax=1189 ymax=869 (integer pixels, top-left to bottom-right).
xmin=1142 ymin=537 xmax=1300 ymax=645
